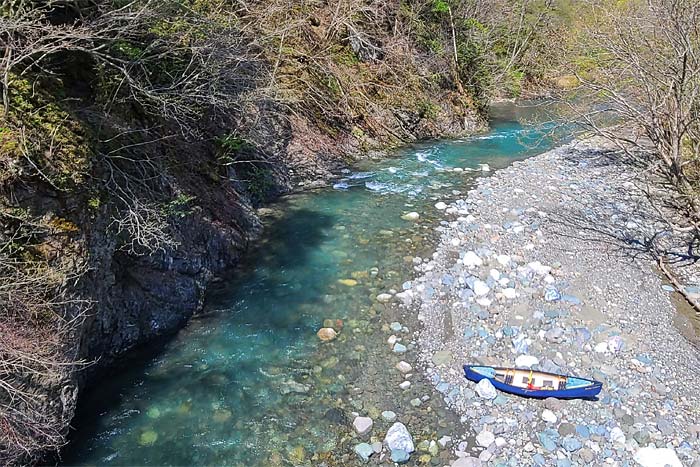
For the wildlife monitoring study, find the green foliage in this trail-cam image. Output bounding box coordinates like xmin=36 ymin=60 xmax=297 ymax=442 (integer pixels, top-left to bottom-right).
xmin=431 ymin=0 xmax=450 ymax=14
xmin=333 ymin=47 xmax=360 ymax=66
xmin=417 ymin=100 xmax=440 ymax=119
xmin=2 ymin=77 xmax=92 ymax=189
xmin=164 ymin=193 xmax=197 ymax=218
xmin=241 ymin=164 xmax=275 ymax=204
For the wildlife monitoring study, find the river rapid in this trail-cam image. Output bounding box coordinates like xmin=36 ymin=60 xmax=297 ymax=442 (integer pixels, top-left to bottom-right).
xmin=64 ymin=102 xmax=559 ymax=466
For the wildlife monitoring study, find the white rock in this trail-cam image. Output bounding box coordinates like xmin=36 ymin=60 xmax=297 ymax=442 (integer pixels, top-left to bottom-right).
xmin=435 ymin=202 xmax=448 ymax=210
xmin=473 ymin=280 xmax=490 ymax=296
xmin=502 ymin=288 xmax=517 ymax=299
xmin=475 ymin=378 xmax=497 ymax=400
xmin=463 ymin=251 xmax=483 ymax=267
xmin=399 ymin=381 xmax=411 ymax=390
xmin=387 ymin=335 xmax=398 ymax=345
xmin=476 ymin=430 xmax=495 ymax=448
xmin=633 ymin=446 xmax=682 ymax=467
xmin=489 ymin=269 xmax=500 ymax=280
xmin=376 ymin=293 xmax=393 ymax=303
xmin=541 ymin=409 xmax=557 ymax=424
xmin=515 ymin=355 xmax=539 ymax=368
xmin=610 ymin=427 xmax=626 ymax=445
xmin=450 ymin=238 xmax=461 ymax=246
xmin=438 ymin=436 xmax=452 ymax=448
xmin=401 ymin=212 xmax=420 ymax=221
xmin=384 ymin=422 xmax=415 ymax=453
xmin=494 ymin=437 xmax=507 ymax=448
xmin=594 ymin=342 xmax=608 ymax=353
xmin=452 ymin=457 xmax=483 ymax=467
xmin=396 ymin=361 xmax=412 ymax=373
xmin=496 ymin=254 xmax=511 ymax=266
xmin=353 ymin=416 xmax=373 ymax=435
xmin=479 ymin=163 xmax=490 ymax=172
xmin=527 ymin=261 xmax=551 ymax=275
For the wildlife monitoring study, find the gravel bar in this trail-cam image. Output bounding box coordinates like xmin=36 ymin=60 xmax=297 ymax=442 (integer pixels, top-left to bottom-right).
xmin=404 ymin=140 xmax=700 ymax=467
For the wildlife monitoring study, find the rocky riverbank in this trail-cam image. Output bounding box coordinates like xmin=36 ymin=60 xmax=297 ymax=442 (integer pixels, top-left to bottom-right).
xmin=401 ymin=139 xmax=700 ymax=466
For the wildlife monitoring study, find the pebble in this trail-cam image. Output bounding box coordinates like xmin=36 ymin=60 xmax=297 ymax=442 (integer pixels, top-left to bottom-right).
xmin=316 ymin=327 xmax=337 ymax=341
xmin=381 ymin=411 xmax=397 ymax=422
xmin=401 ymin=212 xmax=420 ymax=221
xmin=393 ymin=343 xmax=407 ymax=353
xmin=396 ymin=361 xmax=412 ymax=373
xmin=354 ymin=443 xmax=374 ymax=462
xmin=541 ymin=409 xmax=557 ymax=423
xmin=476 ymin=430 xmax=495 ymax=448
xmin=353 ymin=416 xmax=373 ymax=435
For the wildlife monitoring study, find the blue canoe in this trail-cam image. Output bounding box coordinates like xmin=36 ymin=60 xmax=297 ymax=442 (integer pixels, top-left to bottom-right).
xmin=464 ymin=365 xmax=602 ymax=399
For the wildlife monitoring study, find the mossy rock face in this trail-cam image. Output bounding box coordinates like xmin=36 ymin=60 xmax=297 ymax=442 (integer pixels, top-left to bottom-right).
xmin=3 ymin=77 xmax=93 ymax=190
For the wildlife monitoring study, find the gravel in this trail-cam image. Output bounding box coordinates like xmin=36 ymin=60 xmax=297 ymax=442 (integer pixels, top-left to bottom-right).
xmin=405 ymin=139 xmax=700 ymax=466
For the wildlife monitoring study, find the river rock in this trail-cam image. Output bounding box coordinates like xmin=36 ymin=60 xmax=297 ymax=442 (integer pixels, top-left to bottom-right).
xmin=396 ymin=361 xmax=412 ymax=373
xmin=463 ymin=251 xmax=483 ymax=267
xmin=633 ymin=446 xmax=682 ymax=467
xmin=382 ymin=410 xmax=397 ymax=422
xmin=376 ymin=293 xmax=393 ymax=303
xmin=384 ymin=422 xmax=415 ymax=453
xmin=541 ymin=409 xmax=557 ymax=424
xmin=475 ymin=378 xmax=497 ymax=399
xmin=435 ymin=202 xmax=448 ymax=210
xmin=452 ymin=457 xmax=483 ymax=467
xmin=515 ymin=355 xmax=539 ymax=368
xmin=402 ymin=212 xmax=420 ymax=221
xmin=317 ymin=327 xmax=337 ymax=341
xmin=390 ymin=449 xmax=410 ymax=463
xmin=476 ymin=430 xmax=495 ymax=447
xmin=354 ymin=443 xmax=374 ymax=462
xmin=353 ymin=416 xmax=373 ymax=435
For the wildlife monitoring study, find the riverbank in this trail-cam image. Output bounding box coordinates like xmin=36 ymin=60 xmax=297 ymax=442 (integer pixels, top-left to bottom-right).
xmin=410 ymin=138 xmax=700 ymax=466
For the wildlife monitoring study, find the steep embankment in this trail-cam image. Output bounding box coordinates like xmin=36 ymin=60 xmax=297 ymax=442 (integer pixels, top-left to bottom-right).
xmin=0 ymin=2 xmax=485 ymax=464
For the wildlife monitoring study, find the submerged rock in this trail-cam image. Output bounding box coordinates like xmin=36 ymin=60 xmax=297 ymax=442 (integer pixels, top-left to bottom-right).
xmin=354 ymin=443 xmax=374 ymax=462
xmin=384 ymin=422 xmax=414 ymax=453
xmin=317 ymin=327 xmax=337 ymax=341
xmin=353 ymin=416 xmax=373 ymax=435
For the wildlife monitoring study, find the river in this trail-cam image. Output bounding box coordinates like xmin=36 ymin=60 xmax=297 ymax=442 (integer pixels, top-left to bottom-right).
xmin=64 ymin=102 xmax=560 ymax=466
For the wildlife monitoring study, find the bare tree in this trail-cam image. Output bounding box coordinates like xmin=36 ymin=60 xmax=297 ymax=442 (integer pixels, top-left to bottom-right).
xmin=569 ymin=0 xmax=700 ymax=231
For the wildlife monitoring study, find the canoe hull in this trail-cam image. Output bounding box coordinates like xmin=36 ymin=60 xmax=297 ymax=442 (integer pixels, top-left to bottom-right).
xmin=463 ymin=365 xmax=602 ymax=399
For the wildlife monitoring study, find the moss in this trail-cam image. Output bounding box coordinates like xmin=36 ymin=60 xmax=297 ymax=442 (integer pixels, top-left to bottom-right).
xmin=48 ymin=217 xmax=80 ymax=233
xmin=3 ymin=77 xmax=93 ymax=190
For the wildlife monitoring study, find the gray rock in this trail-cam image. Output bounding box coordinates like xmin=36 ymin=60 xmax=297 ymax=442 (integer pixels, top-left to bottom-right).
xmin=384 ymin=422 xmax=414 ymax=453
xmin=381 ymin=411 xmax=397 ymax=422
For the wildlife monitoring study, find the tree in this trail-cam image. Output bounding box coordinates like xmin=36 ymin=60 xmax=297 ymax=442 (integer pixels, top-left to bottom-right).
xmin=568 ymin=0 xmax=700 ymax=232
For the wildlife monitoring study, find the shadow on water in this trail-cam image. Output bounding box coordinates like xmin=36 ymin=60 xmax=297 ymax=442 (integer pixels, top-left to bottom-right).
xmin=65 ymin=208 xmax=335 ymax=464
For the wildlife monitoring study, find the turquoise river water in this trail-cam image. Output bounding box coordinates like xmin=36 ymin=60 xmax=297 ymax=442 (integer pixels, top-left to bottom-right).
xmin=64 ymin=103 xmax=559 ymax=466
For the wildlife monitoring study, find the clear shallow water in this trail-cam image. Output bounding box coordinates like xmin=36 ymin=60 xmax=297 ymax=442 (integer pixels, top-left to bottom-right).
xmin=65 ymin=103 xmax=560 ymax=466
